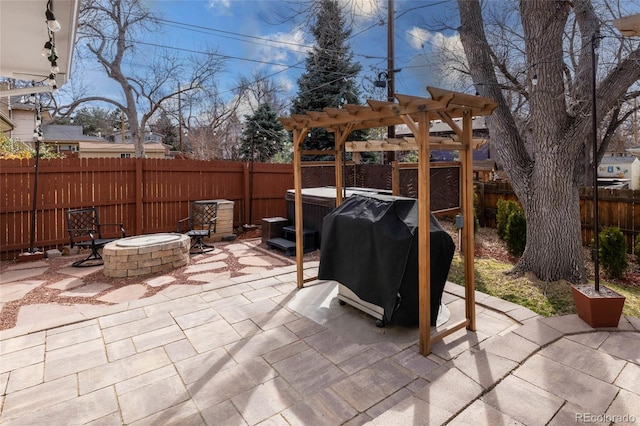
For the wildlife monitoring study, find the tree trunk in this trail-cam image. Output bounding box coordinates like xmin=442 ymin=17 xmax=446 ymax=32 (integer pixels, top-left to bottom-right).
xmin=458 ymin=0 xmax=587 ymax=283
xmin=513 ymin=149 xmax=586 ymax=282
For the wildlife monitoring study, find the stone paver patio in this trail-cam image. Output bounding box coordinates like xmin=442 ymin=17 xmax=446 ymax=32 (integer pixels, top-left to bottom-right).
xmin=1 ymin=242 xmax=639 ymax=425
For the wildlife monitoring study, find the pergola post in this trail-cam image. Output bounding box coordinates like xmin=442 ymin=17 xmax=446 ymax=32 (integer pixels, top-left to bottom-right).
xmin=462 ymin=110 xmax=476 ymax=330
xmin=416 ymin=112 xmax=432 ymax=355
xmin=333 ymin=126 xmax=353 ymax=206
xmin=293 ymin=128 xmax=308 ymax=289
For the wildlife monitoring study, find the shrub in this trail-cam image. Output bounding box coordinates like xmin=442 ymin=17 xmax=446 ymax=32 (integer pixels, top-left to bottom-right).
xmin=0 ymin=134 xmax=61 ymax=159
xmin=599 ymin=227 xmax=628 ymax=279
xmin=496 ymin=199 xmax=520 ymax=240
xmin=636 ymin=238 xmax=640 ymax=265
xmin=505 ymin=207 xmax=526 ymax=256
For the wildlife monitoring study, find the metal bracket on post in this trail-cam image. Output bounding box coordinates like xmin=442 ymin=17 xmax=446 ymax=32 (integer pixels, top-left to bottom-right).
xmin=455 ymin=213 xmax=463 ymax=252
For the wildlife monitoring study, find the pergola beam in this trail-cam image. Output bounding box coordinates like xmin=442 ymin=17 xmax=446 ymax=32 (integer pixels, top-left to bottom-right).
xmin=344 ymin=137 xmax=487 ymax=152
xmin=613 ymin=13 xmax=640 ymax=37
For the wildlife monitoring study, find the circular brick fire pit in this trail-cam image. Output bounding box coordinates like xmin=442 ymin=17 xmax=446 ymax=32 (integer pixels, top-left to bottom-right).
xmin=103 ymin=233 xmax=190 ymax=278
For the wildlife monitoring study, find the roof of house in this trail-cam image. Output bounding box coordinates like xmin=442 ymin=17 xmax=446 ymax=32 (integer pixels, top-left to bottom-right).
xmin=43 ymin=125 xmax=104 ymax=142
xmin=0 ymin=110 xmax=16 ymax=131
xmin=600 ymin=155 xmax=639 ymax=164
xmin=78 ymin=142 xmax=165 ymax=152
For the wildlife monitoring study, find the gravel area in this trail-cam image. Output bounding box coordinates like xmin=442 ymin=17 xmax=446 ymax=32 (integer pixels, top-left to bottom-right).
xmin=0 ymin=231 xmax=310 ymax=330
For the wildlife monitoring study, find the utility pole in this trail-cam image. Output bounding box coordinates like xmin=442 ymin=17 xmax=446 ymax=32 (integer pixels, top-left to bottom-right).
xmin=386 ymin=0 xmax=396 ymax=163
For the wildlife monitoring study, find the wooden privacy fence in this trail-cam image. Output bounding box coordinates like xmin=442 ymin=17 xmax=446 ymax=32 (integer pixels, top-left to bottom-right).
xmin=1 ymin=158 xmax=462 ymax=260
xmin=476 ymin=182 xmax=640 ymax=253
xmin=6 ymin=158 xmax=635 ymax=258
xmin=1 ymin=158 xmax=294 ymax=260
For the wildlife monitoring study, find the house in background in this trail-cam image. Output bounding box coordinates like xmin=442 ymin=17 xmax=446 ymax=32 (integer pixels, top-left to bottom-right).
xmin=394 ymin=116 xmax=498 ymax=181
xmin=112 ymin=130 xmax=164 ymax=144
xmin=396 ymin=116 xmax=492 ymax=162
xmin=43 ymin=125 xmax=169 ymax=158
xmin=598 ymin=153 xmax=640 ymax=190
xmin=78 ymin=141 xmax=167 ymax=159
xmin=0 ymin=108 xmax=16 ymax=135
xmin=2 ymin=101 xmax=53 ymax=142
xmin=42 ymin=124 xmax=102 ymax=157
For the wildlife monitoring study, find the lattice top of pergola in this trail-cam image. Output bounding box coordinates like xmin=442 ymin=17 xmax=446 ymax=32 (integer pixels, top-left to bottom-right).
xmin=279 ymin=86 xmax=497 ymax=134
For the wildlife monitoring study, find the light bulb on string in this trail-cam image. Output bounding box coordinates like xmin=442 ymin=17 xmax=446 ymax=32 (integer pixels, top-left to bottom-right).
xmin=50 ymin=61 xmax=59 ymax=73
xmin=45 ymin=1 xmax=61 ymax=32
xmin=41 ymin=39 xmax=53 ymax=57
xmin=48 ymin=46 xmax=58 ymax=64
xmin=47 ymin=73 xmax=56 ymax=86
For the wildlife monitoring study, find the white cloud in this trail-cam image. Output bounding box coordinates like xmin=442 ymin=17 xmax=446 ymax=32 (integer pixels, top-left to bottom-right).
xmin=249 ymin=29 xmax=310 ymax=71
xmin=407 ymin=27 xmax=432 ymax=50
xmin=206 ymin=0 xmax=233 ymax=15
xmin=430 ymin=32 xmax=470 ymax=90
xmin=340 ymin=0 xmax=383 ymax=22
xmin=431 ymin=32 xmax=464 ymax=57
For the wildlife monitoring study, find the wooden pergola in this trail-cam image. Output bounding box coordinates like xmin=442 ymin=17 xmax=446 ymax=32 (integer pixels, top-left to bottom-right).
xmin=279 ymin=86 xmax=497 ymax=355
xmin=613 ymin=13 xmax=640 ymax=37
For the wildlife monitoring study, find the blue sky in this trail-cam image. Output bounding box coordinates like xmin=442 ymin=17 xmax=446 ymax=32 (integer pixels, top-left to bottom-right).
xmin=71 ymin=0 xmax=463 ymax=109
xmin=156 ymin=0 xmax=461 ymax=97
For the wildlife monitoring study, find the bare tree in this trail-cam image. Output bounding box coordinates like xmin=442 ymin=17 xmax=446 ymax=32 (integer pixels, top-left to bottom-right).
xmin=55 ymin=0 xmax=225 ymax=157
xmin=456 ymin=0 xmax=640 ymax=282
xmin=236 ymin=70 xmax=289 ymax=116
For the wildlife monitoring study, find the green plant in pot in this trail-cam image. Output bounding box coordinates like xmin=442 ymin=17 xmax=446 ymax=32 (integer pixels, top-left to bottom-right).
xmin=571 ymin=227 xmax=626 ymax=328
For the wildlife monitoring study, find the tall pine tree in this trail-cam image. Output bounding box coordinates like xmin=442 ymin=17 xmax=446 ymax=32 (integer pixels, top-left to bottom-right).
xmin=240 ymin=104 xmax=287 ymax=162
xmin=291 ymin=0 xmax=364 ymax=154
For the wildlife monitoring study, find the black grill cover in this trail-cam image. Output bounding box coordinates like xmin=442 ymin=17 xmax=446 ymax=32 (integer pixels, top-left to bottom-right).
xmin=318 ymin=194 xmax=455 ymax=326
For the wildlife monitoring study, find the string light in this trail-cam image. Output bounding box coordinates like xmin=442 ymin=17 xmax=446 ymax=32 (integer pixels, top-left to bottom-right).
xmin=41 ymin=39 xmax=53 ymax=57
xmin=41 ymin=1 xmax=61 ymax=94
xmin=45 ymin=0 xmax=61 ymax=32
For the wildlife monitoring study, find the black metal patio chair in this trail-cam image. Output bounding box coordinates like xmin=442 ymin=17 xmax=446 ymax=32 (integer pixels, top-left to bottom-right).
xmin=177 ymin=201 xmax=218 ymax=254
xmin=66 ymin=207 xmax=126 ymax=267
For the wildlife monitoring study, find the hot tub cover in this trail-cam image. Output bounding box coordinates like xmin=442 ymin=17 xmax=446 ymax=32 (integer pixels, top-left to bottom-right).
xmin=318 ymin=194 xmax=455 ymax=325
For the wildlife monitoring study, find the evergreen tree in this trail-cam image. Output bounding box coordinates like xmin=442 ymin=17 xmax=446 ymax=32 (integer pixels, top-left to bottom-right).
xmin=290 ymin=0 xmax=364 ymax=155
xmin=240 ymin=104 xmax=287 ymax=162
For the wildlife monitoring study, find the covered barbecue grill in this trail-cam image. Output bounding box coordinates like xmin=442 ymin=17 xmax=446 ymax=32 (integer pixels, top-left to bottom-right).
xmin=318 ymin=194 xmax=455 ymax=326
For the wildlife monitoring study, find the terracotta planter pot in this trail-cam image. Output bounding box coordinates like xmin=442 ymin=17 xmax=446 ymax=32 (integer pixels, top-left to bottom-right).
xmin=571 ymin=284 xmax=625 ymax=328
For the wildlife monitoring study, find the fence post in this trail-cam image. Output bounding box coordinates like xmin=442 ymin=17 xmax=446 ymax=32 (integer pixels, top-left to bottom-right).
xmin=476 ymin=182 xmax=485 ymax=227
xmin=136 ymin=158 xmax=143 ymax=235
xmin=243 ymin=162 xmax=250 ymax=225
